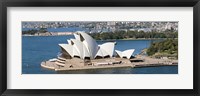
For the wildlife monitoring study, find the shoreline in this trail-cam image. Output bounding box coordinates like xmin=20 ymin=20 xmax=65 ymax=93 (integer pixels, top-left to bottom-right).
xmin=41 ymin=63 xmax=178 ymax=71
xmin=41 ymin=61 xmax=178 ymax=71
xmin=133 ymin=63 xmax=177 ymax=68
xmin=41 ymin=55 xmax=178 ymax=71
xmin=22 ymin=35 xmax=174 ymax=41
xmin=96 ymin=38 xmax=166 ymax=41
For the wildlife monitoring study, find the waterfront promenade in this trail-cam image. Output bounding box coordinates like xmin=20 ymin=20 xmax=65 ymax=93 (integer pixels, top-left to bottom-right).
xmin=41 ymin=55 xmax=178 ymax=71
xmin=131 ymin=55 xmax=178 ymax=68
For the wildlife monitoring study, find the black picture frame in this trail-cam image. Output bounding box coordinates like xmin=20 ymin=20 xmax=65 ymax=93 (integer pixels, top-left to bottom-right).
xmin=0 ymin=0 xmax=199 ymax=96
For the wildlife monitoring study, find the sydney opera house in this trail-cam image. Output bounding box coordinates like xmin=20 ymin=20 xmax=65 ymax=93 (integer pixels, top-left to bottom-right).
xmin=41 ymin=32 xmax=135 ymax=71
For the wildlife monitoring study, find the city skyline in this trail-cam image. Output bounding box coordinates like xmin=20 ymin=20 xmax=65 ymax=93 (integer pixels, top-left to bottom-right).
xmin=22 ymin=21 xmax=178 ymax=33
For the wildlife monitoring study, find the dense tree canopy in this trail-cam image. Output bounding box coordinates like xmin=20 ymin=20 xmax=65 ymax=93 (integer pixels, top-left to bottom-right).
xmin=89 ymin=31 xmax=178 ymax=40
xmin=146 ymin=39 xmax=178 ymax=59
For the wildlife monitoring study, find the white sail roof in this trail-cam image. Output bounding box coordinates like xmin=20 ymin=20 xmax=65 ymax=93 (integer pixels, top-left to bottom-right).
xmin=71 ymin=39 xmax=83 ymax=58
xmin=82 ymin=44 xmax=90 ymax=58
xmin=123 ymin=49 xmax=135 ymax=59
xmin=58 ymin=32 xmax=135 ymax=60
xmin=78 ymin=32 xmax=99 ymax=59
xmin=67 ymin=40 xmax=72 ymax=45
xmin=115 ymin=49 xmax=135 ymax=59
xmin=115 ymin=50 xmax=123 ymax=58
xmin=74 ymin=33 xmax=80 ymax=41
xmin=58 ymin=44 xmax=73 ymax=57
xmin=99 ymin=42 xmax=115 ymax=57
xmin=71 ymin=39 xmax=90 ymax=59
xmin=73 ymin=46 xmax=80 ymax=57
xmin=95 ymin=46 xmax=109 ymax=58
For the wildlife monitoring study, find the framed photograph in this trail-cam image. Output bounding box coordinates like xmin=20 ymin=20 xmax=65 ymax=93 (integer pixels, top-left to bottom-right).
xmin=0 ymin=0 xmax=199 ymax=96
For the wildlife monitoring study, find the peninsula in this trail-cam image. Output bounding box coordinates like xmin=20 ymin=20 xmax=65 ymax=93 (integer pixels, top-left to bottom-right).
xmin=41 ymin=32 xmax=177 ymax=71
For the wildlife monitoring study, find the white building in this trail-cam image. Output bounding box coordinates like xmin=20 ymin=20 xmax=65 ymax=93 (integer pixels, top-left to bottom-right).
xmin=58 ymin=32 xmax=135 ymax=60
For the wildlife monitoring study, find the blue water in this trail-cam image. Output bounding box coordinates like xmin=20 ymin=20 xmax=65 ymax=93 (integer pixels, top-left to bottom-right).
xmin=56 ymin=66 xmax=178 ymax=74
xmin=22 ymin=36 xmax=178 ymax=74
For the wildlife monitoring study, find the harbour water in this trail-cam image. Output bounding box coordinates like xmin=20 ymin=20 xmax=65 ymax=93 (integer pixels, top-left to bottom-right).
xmin=22 ymin=35 xmax=178 ymax=74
